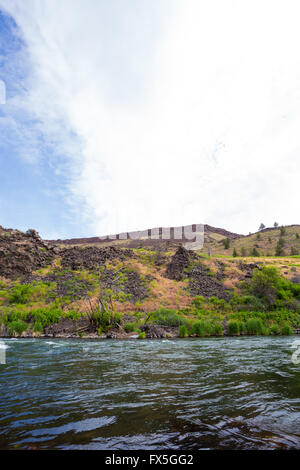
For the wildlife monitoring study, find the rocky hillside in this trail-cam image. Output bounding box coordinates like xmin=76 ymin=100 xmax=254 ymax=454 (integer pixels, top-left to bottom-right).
xmin=0 ymin=224 xmax=299 ymax=339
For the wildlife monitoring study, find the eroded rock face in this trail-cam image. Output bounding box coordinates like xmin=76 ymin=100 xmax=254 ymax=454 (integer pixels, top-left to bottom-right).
xmin=0 ymin=227 xmax=56 ymax=279
xmin=60 ymin=246 xmax=133 ymax=270
xmin=238 ymin=262 xmax=261 ymax=279
xmin=44 ymin=317 xmax=91 ymax=337
xmin=166 ymin=246 xmax=192 ymax=281
xmin=188 ymin=265 xmax=230 ymax=301
xmin=166 ymin=246 xmax=230 ymax=299
xmin=141 ymin=324 xmax=167 ymax=338
xmin=0 ymin=224 xmax=135 ymax=280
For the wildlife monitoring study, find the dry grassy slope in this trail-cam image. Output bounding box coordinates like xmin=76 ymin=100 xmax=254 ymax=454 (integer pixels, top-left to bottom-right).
xmin=1 ymin=223 xmax=300 ymax=318
xmin=61 ymin=250 xmax=300 ymax=314
xmin=202 ymin=225 xmax=300 ymax=257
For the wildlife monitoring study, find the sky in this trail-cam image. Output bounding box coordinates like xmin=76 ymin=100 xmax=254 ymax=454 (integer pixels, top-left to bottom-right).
xmin=0 ymin=0 xmax=299 ymax=239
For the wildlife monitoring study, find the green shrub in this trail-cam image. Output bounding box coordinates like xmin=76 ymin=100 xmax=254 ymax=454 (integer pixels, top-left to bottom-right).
xmin=227 ymin=320 xmax=240 ymax=335
xmin=281 ymin=323 xmax=293 ymax=336
xmin=30 ymin=307 xmax=62 ymax=327
xmin=8 ymin=285 xmax=32 ymax=304
xmin=261 ymin=326 xmax=270 ymax=336
xmin=97 ymin=326 xmax=103 ymax=336
xmin=191 ymin=296 xmax=205 ymax=309
xmin=111 ymin=312 xmax=122 ymax=325
xmin=151 ymin=309 xmax=186 ymax=327
xmin=63 ymin=310 xmax=82 ymax=321
xmin=124 ymin=322 xmax=139 ymax=333
xmin=270 ymin=324 xmax=280 ymax=335
xmin=223 ymin=238 xmax=230 ymax=249
xmin=237 ymin=321 xmax=246 ymax=334
xmin=178 ymin=325 xmax=188 ymax=338
xmin=251 ymin=248 xmax=260 ymax=257
xmin=138 ymin=332 xmax=146 ymax=339
xmin=93 ymin=310 xmax=111 ymax=329
xmin=244 ymin=266 xmax=300 ymax=308
xmin=246 ymin=318 xmax=263 ymax=335
xmin=8 ymin=320 xmax=28 ymax=336
xmin=212 ymin=322 xmax=224 ymax=336
xmin=33 ymin=321 xmax=43 ymax=333
xmin=192 ymin=320 xmax=212 ymax=337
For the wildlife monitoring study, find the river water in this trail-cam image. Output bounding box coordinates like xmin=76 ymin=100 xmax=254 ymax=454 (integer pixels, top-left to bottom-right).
xmin=0 ymin=336 xmax=299 ymax=450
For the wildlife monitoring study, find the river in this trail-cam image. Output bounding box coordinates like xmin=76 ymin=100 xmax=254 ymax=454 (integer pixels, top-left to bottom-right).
xmin=0 ymin=336 xmax=299 ymax=449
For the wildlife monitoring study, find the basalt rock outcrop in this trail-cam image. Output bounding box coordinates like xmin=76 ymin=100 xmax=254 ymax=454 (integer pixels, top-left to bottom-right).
xmin=0 ymin=225 xmax=134 ymax=279
xmin=238 ymin=262 xmax=261 ymax=278
xmin=0 ymin=226 xmax=57 ymax=279
xmin=187 ymin=265 xmax=231 ymax=301
xmin=166 ymin=246 xmax=195 ymax=281
xmin=166 ymin=246 xmax=230 ymax=300
xmin=60 ymin=246 xmax=133 ymax=270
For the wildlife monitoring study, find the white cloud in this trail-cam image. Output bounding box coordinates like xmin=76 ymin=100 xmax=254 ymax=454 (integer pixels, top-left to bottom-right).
xmin=1 ymin=0 xmax=300 ymax=236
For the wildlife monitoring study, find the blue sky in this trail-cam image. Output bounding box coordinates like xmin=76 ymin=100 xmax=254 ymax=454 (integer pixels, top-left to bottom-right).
xmin=0 ymin=12 xmax=82 ymax=238
xmin=0 ymin=1 xmax=299 ymax=239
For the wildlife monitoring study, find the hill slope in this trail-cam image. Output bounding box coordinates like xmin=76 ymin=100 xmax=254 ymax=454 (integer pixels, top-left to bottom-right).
xmin=0 ymin=223 xmax=299 ymax=339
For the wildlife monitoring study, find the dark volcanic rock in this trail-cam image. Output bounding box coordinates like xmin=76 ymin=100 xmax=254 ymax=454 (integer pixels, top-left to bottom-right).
xmin=215 ymin=261 xmax=226 ymax=281
xmin=141 ymin=324 xmax=167 ymax=338
xmin=44 ymin=317 xmax=91 ymax=337
xmin=238 ymin=262 xmax=261 ymax=278
xmin=166 ymin=246 xmax=230 ymax=300
xmin=166 ymin=246 xmax=193 ymax=281
xmin=60 ymin=246 xmax=133 ymax=270
xmin=188 ymin=265 xmax=230 ymax=300
xmin=0 ymin=227 xmax=56 ymax=279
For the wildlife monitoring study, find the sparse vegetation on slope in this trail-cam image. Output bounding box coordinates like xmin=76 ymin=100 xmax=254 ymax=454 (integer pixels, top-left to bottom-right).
xmin=0 ymin=224 xmax=299 ymax=338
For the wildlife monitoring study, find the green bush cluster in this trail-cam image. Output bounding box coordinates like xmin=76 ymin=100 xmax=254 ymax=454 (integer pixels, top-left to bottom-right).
xmin=243 ymin=267 xmax=300 ymax=308
xmin=281 ymin=323 xmax=293 ymax=335
xmin=178 ymin=325 xmax=188 ymax=337
xmin=8 ymin=320 xmax=28 ymax=336
xmin=124 ymin=322 xmax=140 ymax=333
xmin=151 ymin=308 xmax=187 ymax=327
xmin=246 ymin=318 xmax=264 ymax=335
xmin=192 ymin=320 xmax=212 ymax=337
xmin=7 ymin=281 xmax=56 ymax=305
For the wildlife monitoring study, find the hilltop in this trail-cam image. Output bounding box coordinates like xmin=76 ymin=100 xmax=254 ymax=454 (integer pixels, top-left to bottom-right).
xmin=48 ymin=223 xmax=300 ymax=258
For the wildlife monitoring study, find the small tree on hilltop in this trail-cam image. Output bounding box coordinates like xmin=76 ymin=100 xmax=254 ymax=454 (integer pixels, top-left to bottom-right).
xmin=274 ymin=222 xmax=279 ymax=228
xmin=259 ymin=223 xmax=266 ymax=231
xmin=280 ymin=226 xmax=286 ymax=236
